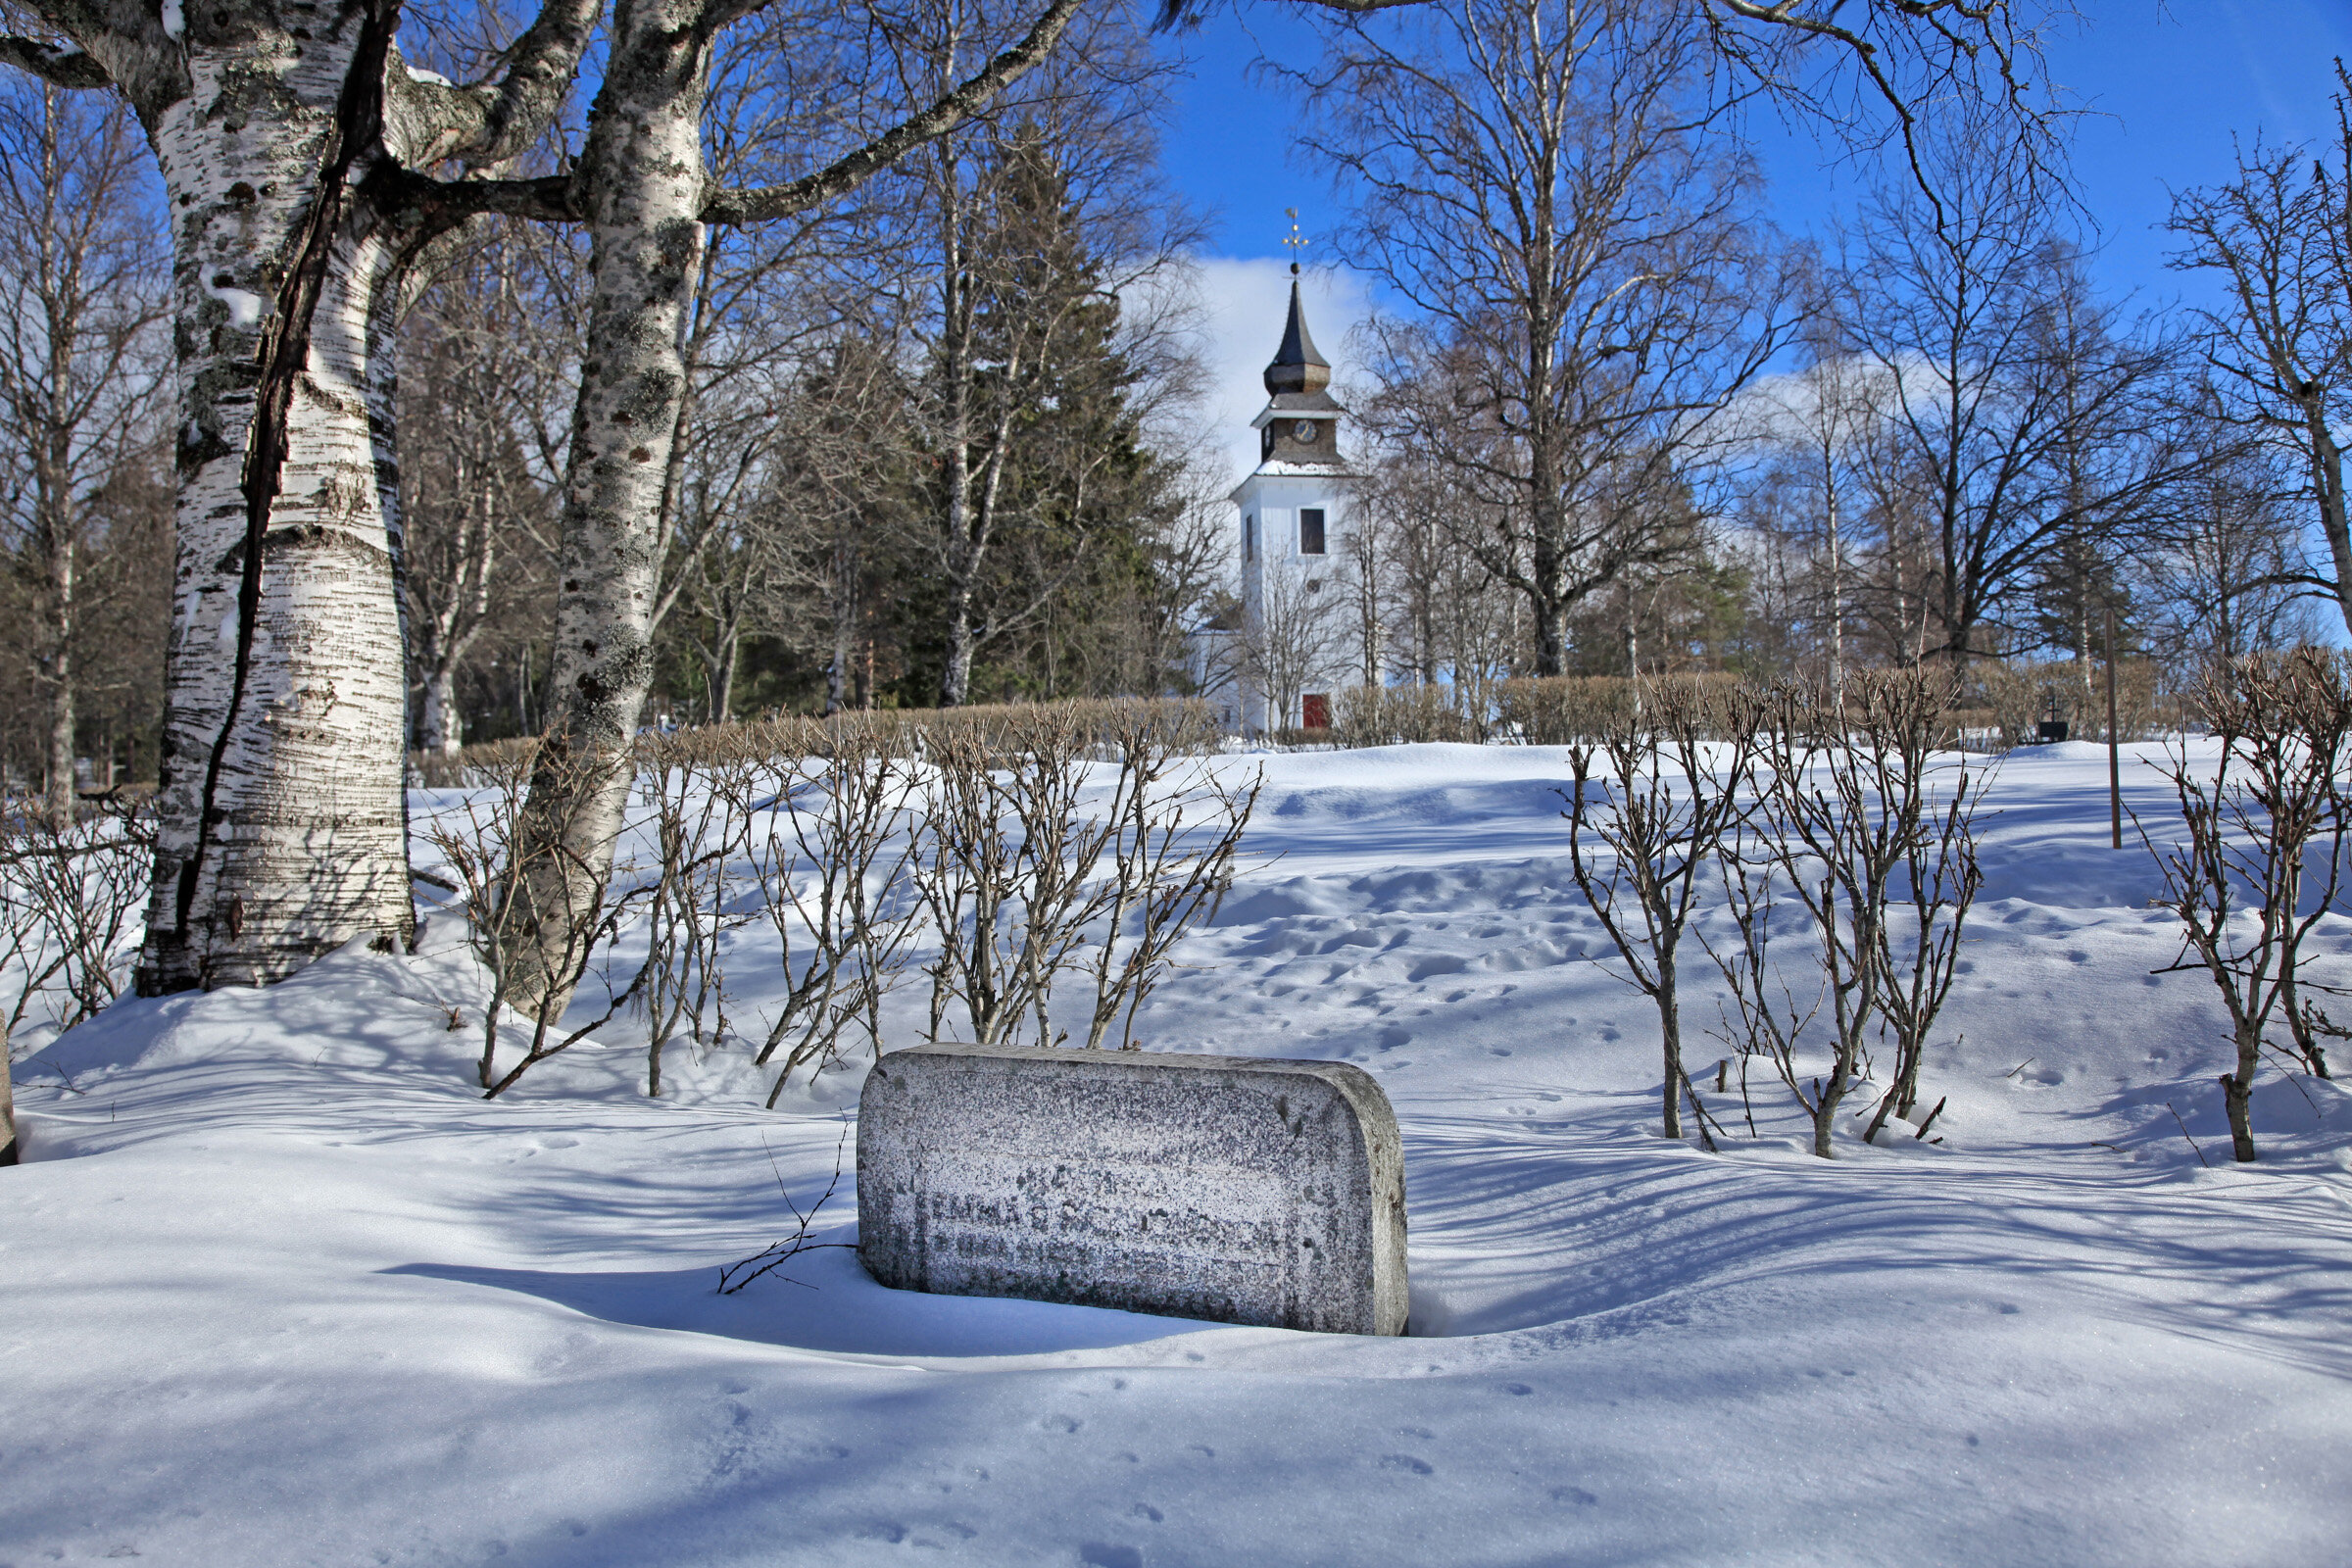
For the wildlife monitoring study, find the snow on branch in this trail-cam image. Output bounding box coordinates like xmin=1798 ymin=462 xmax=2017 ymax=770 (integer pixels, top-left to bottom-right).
xmin=0 ymin=34 xmax=112 ymax=89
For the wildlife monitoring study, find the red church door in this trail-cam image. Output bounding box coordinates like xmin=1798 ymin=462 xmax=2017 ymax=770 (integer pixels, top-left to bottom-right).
xmin=1300 ymin=693 xmax=1332 ymax=730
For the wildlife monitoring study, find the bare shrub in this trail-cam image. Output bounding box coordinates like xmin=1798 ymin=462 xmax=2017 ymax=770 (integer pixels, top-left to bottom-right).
xmin=725 ymin=716 xmax=923 ymax=1105
xmin=0 ymin=798 xmax=152 ymax=1038
xmin=425 ymin=700 xmax=1236 ymax=1102
xmin=1863 ymin=677 xmax=1986 ymax=1135
xmin=1706 ymin=839 xmax=1819 ymax=1146
xmin=0 ymin=796 xmax=152 ymax=1162
xmin=914 ymin=704 xmax=1257 ymax=1052
xmin=1565 ymin=675 xmax=1762 ymax=1146
xmin=1707 ymin=671 xmax=1984 ymax=1158
xmin=1076 ymin=708 xmax=1259 ymax=1051
xmin=418 ymin=746 xmax=655 ymax=1100
xmin=1335 ymin=683 xmax=1480 ymax=747
xmin=410 ymin=736 xmax=543 ymax=791
xmin=2141 ymin=650 xmax=2352 ymax=1160
xmin=633 ymin=732 xmax=759 ymax=1099
xmin=914 ymin=708 xmax=1112 ymax=1050
xmin=884 ymin=697 xmax=1225 ymax=761
xmin=1495 ymin=675 xmax=1639 ymax=746
xmin=410 ymin=698 xmax=1223 ymax=798
xmin=1499 ymin=674 xmax=1746 ymax=746
xmin=1973 ymin=659 xmax=2163 ymax=748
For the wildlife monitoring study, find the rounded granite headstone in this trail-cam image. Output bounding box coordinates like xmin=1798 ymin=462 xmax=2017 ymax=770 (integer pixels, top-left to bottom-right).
xmin=856 ymin=1044 xmax=1408 ymax=1335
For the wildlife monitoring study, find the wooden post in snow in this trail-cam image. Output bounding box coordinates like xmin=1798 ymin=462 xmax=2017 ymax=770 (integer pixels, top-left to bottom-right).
xmin=2107 ymin=605 xmax=2123 ymax=851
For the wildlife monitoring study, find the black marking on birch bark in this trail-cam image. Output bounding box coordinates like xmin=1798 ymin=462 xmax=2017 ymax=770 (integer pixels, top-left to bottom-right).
xmin=174 ymin=2 xmax=400 ymax=940
xmin=214 ymin=520 xmax=397 ymax=574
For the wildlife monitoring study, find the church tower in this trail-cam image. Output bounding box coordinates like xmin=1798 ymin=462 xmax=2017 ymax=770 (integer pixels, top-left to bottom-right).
xmin=1231 ymin=262 xmax=1356 ymax=735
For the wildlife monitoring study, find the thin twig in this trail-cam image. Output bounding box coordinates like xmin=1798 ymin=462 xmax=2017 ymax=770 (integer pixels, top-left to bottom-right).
xmin=2166 ymin=1101 xmax=2212 ymax=1168
xmin=716 ymin=1121 xmax=856 ymax=1296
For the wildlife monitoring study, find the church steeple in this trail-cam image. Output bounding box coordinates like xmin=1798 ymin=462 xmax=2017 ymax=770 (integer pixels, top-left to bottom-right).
xmin=1263 ymin=265 xmax=1331 ymax=396
xmin=1247 ymin=216 xmax=1348 ymax=468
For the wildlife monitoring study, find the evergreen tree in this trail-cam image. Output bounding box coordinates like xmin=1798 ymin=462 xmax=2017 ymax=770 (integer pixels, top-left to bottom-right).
xmin=911 ymin=119 xmax=1184 ymax=707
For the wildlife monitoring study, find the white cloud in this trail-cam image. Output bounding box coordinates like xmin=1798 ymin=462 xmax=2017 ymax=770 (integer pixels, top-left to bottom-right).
xmin=1188 ymin=256 xmax=1376 ymax=496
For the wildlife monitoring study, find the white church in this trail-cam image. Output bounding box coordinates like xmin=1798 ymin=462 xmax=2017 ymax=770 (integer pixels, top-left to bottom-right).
xmin=1197 ymin=263 xmax=1361 ymax=737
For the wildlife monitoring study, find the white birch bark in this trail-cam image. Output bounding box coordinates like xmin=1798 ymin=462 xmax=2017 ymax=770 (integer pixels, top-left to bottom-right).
xmin=416 ymin=662 xmax=463 ymax=755
xmin=136 ymin=13 xmax=416 ymax=990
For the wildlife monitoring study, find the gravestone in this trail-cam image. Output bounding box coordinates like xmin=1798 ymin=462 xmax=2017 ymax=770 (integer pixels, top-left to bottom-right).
xmin=857 ymin=1043 xmax=1408 ymax=1335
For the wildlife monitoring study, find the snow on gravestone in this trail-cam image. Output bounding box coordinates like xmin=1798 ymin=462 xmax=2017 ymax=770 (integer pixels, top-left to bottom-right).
xmin=857 ymin=1043 xmax=1409 ymax=1335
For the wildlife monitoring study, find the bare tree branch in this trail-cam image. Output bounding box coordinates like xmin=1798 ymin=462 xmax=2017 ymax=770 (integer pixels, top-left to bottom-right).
xmin=0 ymin=36 xmax=109 ymax=89
xmin=700 ymin=0 xmax=1087 ymax=225
xmin=387 ymin=0 xmax=603 ymax=170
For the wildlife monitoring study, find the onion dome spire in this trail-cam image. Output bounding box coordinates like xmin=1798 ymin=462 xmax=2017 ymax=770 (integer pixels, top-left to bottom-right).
xmin=1264 ymin=211 xmax=1330 ymax=396
xmin=1263 ymin=270 xmax=1332 ymax=396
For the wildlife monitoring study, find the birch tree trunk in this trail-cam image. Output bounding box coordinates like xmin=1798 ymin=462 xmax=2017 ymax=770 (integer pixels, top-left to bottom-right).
xmin=502 ymin=0 xmax=711 ymax=1013
xmin=496 ymin=0 xmax=1085 ymax=1016
xmin=408 ymin=487 xmax=494 ymax=755
xmin=935 ymin=138 xmax=990 ymax=710
xmin=417 ymin=662 xmax=463 ymax=755
xmin=136 ymin=9 xmax=420 ymax=990
xmin=45 ymin=543 xmax=76 ymax=823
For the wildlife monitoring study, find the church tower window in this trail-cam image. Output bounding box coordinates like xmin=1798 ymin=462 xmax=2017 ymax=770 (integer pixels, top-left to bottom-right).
xmin=1299 ymin=509 xmax=1326 ymax=556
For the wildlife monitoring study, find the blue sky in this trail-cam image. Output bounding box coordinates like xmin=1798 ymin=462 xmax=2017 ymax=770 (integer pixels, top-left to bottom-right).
xmin=1158 ymin=0 xmax=2352 ymax=486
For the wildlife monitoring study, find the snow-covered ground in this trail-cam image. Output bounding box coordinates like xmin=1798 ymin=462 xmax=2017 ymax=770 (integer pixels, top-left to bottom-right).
xmin=6 ymin=741 xmax=2350 ymax=1566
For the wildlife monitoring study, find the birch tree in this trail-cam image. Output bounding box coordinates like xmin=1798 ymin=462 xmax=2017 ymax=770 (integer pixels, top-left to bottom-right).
xmin=2137 ymin=444 xmax=2321 ymax=671
xmin=0 ymin=0 xmax=598 ymax=991
xmin=1748 ymin=331 xmax=1885 ymax=687
xmin=472 ymin=0 xmax=1091 ymax=1016
xmin=398 ymin=223 xmax=568 ymax=755
xmin=911 ymin=50 xmax=1196 ymax=707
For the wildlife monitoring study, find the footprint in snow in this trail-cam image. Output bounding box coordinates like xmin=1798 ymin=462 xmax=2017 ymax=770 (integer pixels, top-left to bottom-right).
xmin=1381 ymin=1453 xmax=1435 ymax=1475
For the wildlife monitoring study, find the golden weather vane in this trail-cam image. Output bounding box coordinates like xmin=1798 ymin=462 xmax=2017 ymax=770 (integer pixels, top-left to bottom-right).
xmin=1283 ymin=208 xmax=1308 ymax=273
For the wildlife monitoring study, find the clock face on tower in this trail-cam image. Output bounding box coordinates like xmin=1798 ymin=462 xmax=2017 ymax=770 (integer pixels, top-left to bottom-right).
xmin=1293 ymin=419 xmax=1318 ymax=443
